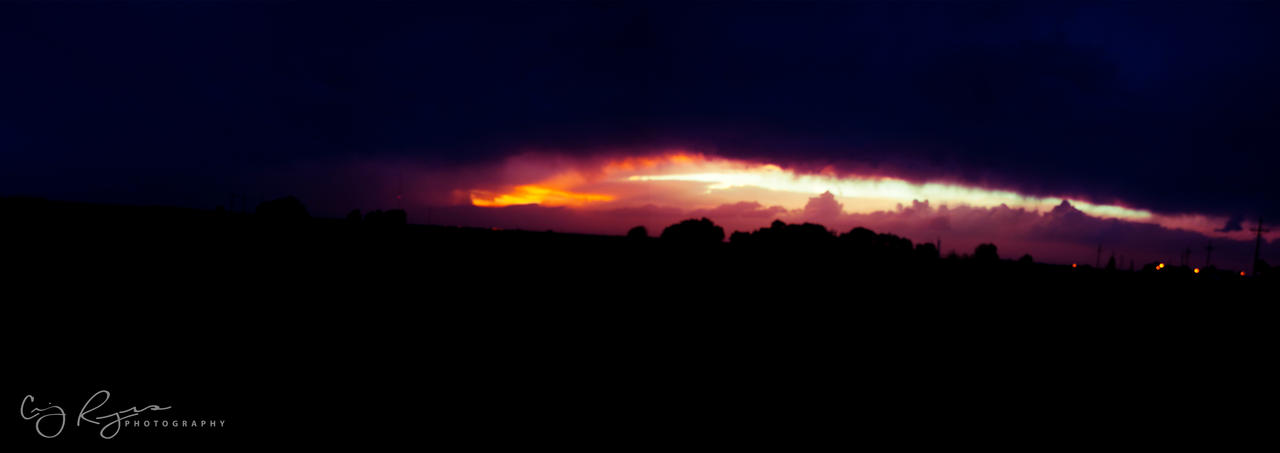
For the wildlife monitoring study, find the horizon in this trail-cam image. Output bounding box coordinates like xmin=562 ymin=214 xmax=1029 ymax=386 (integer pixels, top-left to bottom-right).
xmin=5 ymin=192 xmax=1269 ymax=275
xmin=2 ymin=0 xmax=1277 ymax=272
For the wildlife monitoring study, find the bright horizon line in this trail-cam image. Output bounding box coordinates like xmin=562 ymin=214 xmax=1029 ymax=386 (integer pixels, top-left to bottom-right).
xmin=459 ymin=151 xmax=1259 ymax=241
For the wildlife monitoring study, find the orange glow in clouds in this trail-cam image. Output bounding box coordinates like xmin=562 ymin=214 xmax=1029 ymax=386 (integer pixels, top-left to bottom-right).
xmin=469 ymin=152 xmax=709 ymax=207
xmin=464 ymin=151 xmax=1252 ymax=239
xmin=470 ymin=184 xmax=614 ymax=207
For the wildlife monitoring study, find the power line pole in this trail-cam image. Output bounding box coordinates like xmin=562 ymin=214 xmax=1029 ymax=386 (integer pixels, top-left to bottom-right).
xmin=1251 ymin=218 xmax=1270 ymax=276
xmin=1205 ymin=241 xmax=1214 ymax=268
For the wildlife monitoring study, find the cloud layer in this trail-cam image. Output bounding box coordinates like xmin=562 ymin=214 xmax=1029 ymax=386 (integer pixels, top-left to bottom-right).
xmin=425 ymin=191 xmax=1275 ymax=273
xmin=2 ymin=1 xmax=1277 ymax=225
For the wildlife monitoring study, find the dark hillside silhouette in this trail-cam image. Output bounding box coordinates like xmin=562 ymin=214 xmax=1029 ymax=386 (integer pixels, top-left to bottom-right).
xmin=1 ymin=196 xmax=1265 ymax=285
xmin=255 ymin=195 xmax=309 ymax=222
xmin=364 ymin=208 xmax=408 ymax=227
xmin=2 ymin=196 xmax=1274 ymax=453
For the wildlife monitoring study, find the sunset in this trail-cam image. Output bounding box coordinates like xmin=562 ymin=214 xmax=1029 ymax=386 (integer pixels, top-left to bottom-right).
xmin=2 ymin=1 xmax=1275 ymax=452
xmin=390 ymin=150 xmax=1273 ymax=271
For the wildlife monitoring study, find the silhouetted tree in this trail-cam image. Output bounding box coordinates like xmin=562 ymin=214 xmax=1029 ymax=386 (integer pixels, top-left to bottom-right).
xmin=346 ymin=209 xmax=362 ymax=223
xmin=974 ymin=243 xmax=999 ymax=262
xmin=789 ymin=223 xmax=836 ymax=243
xmin=835 ymin=226 xmax=923 ymax=263
xmin=748 ymin=220 xmax=835 ymax=246
xmin=626 ymin=225 xmax=648 ymax=240
xmin=1018 ymin=254 xmax=1034 ymax=265
xmin=1106 ymin=255 xmax=1117 ymax=270
xmin=839 ymin=226 xmax=877 ymax=261
xmin=729 ymin=231 xmax=752 ymax=244
xmin=915 ymin=242 xmax=940 ymax=260
xmin=874 ymin=233 xmax=913 ymax=255
xmin=661 ymin=218 xmax=724 ymax=244
xmin=839 ymin=227 xmax=877 ymax=246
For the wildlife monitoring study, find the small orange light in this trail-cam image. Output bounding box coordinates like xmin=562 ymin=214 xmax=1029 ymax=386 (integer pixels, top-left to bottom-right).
xmin=1241 ymin=271 xmax=1246 ymax=276
xmin=1194 ymin=268 xmax=1200 ymax=274
xmin=1072 ymin=263 xmax=1077 ymax=268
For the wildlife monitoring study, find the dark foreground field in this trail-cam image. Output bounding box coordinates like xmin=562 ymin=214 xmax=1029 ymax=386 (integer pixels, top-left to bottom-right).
xmin=2 ymin=197 xmax=1275 ymax=452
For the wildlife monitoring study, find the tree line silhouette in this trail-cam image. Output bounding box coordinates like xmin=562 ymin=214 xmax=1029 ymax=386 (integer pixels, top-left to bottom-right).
xmin=1 ymin=195 xmax=1269 ymax=283
xmin=654 ymin=217 xmax=1001 ymax=265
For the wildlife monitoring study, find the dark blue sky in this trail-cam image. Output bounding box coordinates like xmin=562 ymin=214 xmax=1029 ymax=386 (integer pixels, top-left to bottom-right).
xmin=2 ymin=1 xmax=1277 ymax=223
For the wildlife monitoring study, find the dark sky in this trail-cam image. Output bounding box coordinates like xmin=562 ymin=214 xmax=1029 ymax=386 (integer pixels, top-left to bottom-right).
xmin=1 ymin=0 xmax=1277 ymax=223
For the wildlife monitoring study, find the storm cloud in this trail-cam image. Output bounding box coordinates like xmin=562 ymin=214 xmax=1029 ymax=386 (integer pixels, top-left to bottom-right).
xmin=1 ymin=1 xmax=1277 ymax=224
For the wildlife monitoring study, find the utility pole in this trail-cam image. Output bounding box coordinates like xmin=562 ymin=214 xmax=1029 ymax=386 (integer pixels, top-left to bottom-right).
xmin=1251 ymin=218 xmax=1270 ymax=276
xmin=1205 ymin=241 xmax=1214 ymax=268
